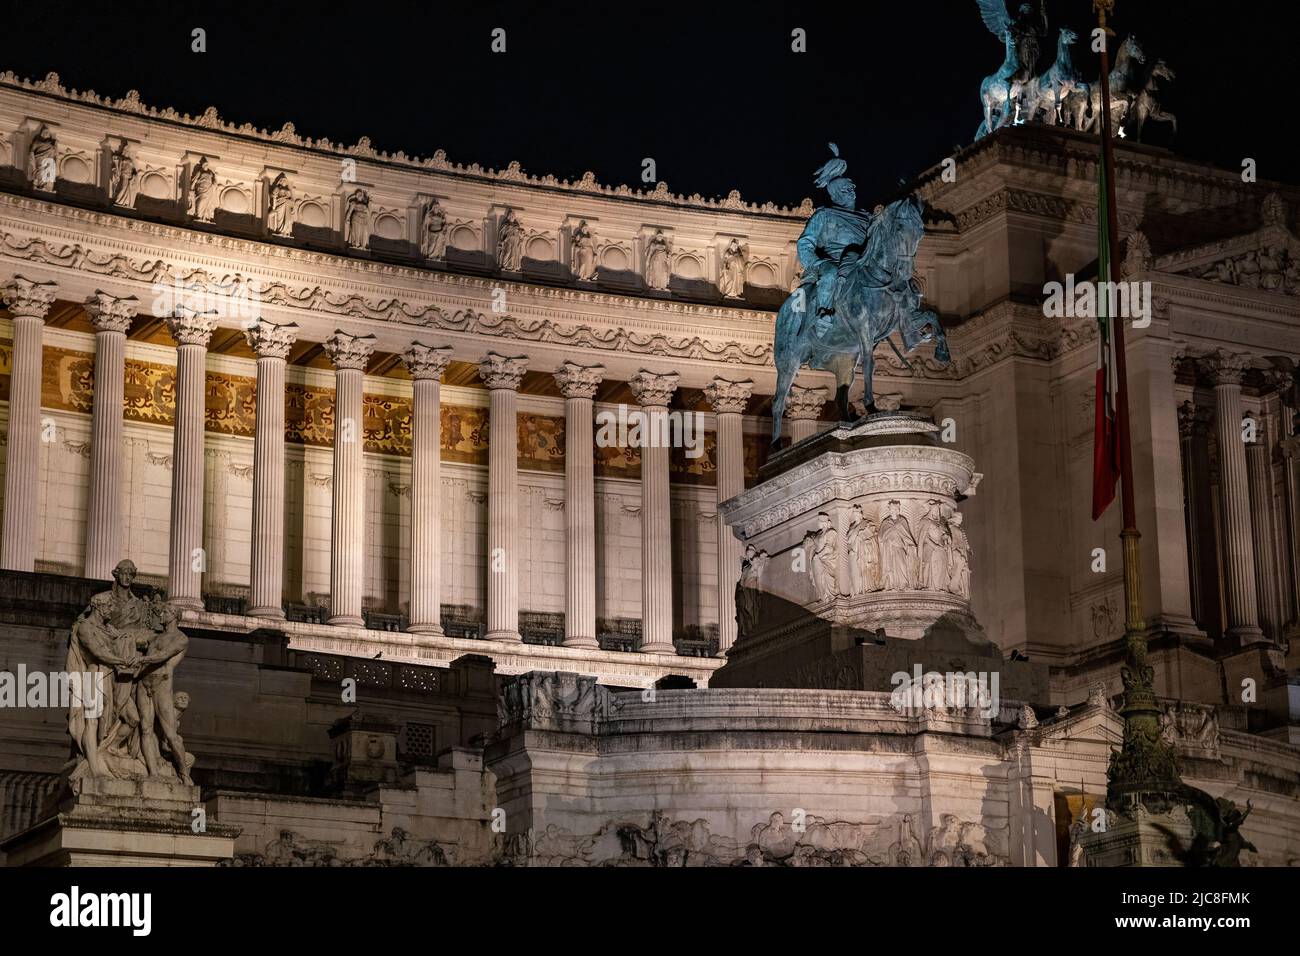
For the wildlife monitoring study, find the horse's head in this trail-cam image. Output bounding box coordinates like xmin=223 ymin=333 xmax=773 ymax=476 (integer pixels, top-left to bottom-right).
xmin=1121 ymin=35 xmax=1146 ymax=65
xmin=1152 ymin=60 xmax=1175 ymax=84
xmin=1059 ymin=27 xmax=1078 ymax=46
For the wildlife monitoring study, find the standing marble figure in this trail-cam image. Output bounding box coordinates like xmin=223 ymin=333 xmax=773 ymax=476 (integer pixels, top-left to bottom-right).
xmin=879 ymin=500 xmax=918 ymax=590
xmin=267 ymin=172 xmax=294 ymax=237
xmin=188 ymin=157 xmax=218 ymax=222
xmin=805 ymin=512 xmax=840 ymax=603
xmin=498 ymin=210 xmax=524 ymax=271
xmin=645 ymin=229 xmax=672 ymax=290
xmin=571 ymin=219 xmax=598 ymax=281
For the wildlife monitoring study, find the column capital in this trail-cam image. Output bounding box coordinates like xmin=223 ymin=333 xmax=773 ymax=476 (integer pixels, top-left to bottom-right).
xmin=785 ymin=383 xmax=829 ymax=420
xmin=245 ymin=319 xmax=300 ymax=359
xmin=628 ymin=369 xmax=679 ymax=407
xmin=323 ymin=330 xmax=377 ymax=370
xmin=703 ymin=377 xmax=754 ymax=415
xmin=554 ymin=362 xmax=605 ymax=400
xmin=1176 ymin=400 xmax=1212 ymax=439
xmin=401 ymin=342 xmax=454 ymax=381
xmin=1 ymin=275 xmax=58 ymax=320
xmin=1198 ymin=348 xmax=1252 ymax=386
xmin=478 ymin=352 xmax=528 ymax=390
xmin=83 ymin=291 xmax=139 ymax=334
xmin=166 ymin=307 xmax=219 ymax=347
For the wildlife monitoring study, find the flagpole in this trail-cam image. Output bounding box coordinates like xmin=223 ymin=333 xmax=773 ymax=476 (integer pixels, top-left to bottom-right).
xmin=1094 ymin=0 xmax=1181 ymax=809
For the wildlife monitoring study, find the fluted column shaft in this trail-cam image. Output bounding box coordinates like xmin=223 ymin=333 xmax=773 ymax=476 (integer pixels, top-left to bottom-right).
xmin=555 ymin=363 xmax=604 ymax=648
xmin=1209 ymin=354 xmax=1263 ymax=642
xmin=0 ymin=278 xmax=56 ymax=572
xmin=630 ymin=370 xmax=679 ymax=654
xmin=403 ymin=344 xmax=453 ymax=635
xmin=247 ymin=320 xmax=299 ymax=618
xmin=1245 ymin=433 xmax=1281 ymax=640
xmin=1281 ymin=437 xmax=1300 ymax=629
xmin=324 ymin=331 xmax=376 ymax=626
xmin=166 ymin=309 xmax=218 ymax=608
xmin=706 ymin=377 xmax=753 ymax=653
xmin=480 ymin=353 xmax=528 ymax=642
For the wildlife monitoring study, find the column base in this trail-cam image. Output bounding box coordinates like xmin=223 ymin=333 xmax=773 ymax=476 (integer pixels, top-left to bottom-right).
xmin=639 ymin=641 xmax=677 ymax=655
xmin=328 ymin=614 xmax=365 ymax=627
xmin=562 ymin=636 xmax=599 ymax=649
xmin=247 ymin=605 xmax=287 ymax=621
xmin=1227 ymin=624 xmax=1268 ymax=645
xmin=407 ymin=623 xmax=445 ymax=637
xmin=486 ymin=629 xmax=521 ymax=643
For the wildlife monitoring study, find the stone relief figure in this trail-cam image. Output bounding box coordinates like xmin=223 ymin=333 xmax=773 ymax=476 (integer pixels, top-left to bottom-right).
xmin=916 ymin=500 xmax=951 ymax=590
xmin=944 ymin=507 xmax=971 ymax=597
xmin=108 ymin=141 xmax=137 ymax=206
xmin=65 ymin=560 xmax=193 ymax=783
xmin=878 ymin=500 xmax=918 ymax=590
xmin=571 ymin=219 xmax=598 ymax=281
xmin=187 ymin=156 xmax=218 ymax=222
xmin=419 ymin=199 xmax=448 ymax=259
xmin=735 ymin=544 xmax=769 ymax=639
xmin=344 ymin=188 xmax=371 ymax=248
xmin=845 ymin=504 xmax=880 ymax=594
xmin=804 ymin=512 xmax=839 ymax=603
xmin=1067 ymin=813 xmax=1088 ymax=866
xmin=28 ymin=124 xmax=58 ymax=191
xmin=497 ymin=209 xmax=524 ymax=271
xmin=267 ymin=172 xmax=294 ymax=237
xmin=718 ymin=238 xmax=747 ymax=298
xmin=645 ymin=229 xmax=672 ymax=290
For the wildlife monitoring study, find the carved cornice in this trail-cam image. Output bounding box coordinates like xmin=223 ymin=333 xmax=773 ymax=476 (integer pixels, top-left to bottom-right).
xmin=628 ymin=370 xmax=680 ymax=407
xmin=703 ymin=377 xmax=753 ymax=415
xmin=82 ymin=290 xmax=139 ymax=334
xmin=0 ymin=69 xmax=811 ymax=220
xmin=165 ymin=306 xmax=218 ymax=346
xmin=323 ymin=330 xmax=377 ymax=371
xmin=401 ymin=342 xmax=453 ymax=381
xmin=0 ymin=274 xmax=57 ymax=319
xmin=478 ymin=352 xmax=528 ymax=390
xmin=245 ymin=319 xmax=299 ymax=359
xmin=784 ymin=383 xmax=828 ymax=420
xmin=553 ymin=362 xmax=605 ymax=400
xmin=951 ymin=187 xmax=1142 ymax=234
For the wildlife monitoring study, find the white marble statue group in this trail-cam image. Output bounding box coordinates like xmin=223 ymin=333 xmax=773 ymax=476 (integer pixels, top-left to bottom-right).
xmin=803 ymin=500 xmax=971 ymax=604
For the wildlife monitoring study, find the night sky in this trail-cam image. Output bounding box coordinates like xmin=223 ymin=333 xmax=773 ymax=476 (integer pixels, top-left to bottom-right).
xmin=0 ymin=0 xmax=1291 ymax=207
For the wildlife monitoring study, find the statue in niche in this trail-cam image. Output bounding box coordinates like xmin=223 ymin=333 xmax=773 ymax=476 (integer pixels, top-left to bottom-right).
xmin=845 ymin=504 xmax=880 ymax=595
xmin=187 ymin=156 xmax=218 ymax=222
xmin=28 ymin=124 xmax=57 ymax=191
xmin=267 ymin=172 xmax=294 ymax=237
xmin=65 ymin=560 xmax=193 ymax=784
xmin=878 ymin=500 xmax=918 ymax=590
xmin=945 ymin=508 xmax=971 ymax=597
xmin=645 ymin=229 xmax=672 ymax=290
xmin=735 ymin=544 xmax=769 ymax=639
xmin=497 ymin=210 xmax=524 ymax=271
xmin=344 ymin=188 xmax=371 ymax=248
xmin=916 ymin=499 xmax=952 ymax=590
xmin=108 ymin=141 xmax=137 ymax=206
xmin=718 ymin=238 xmax=747 ymax=298
xmin=804 ymin=512 xmax=839 ymax=603
xmin=420 ymin=199 xmax=448 ymax=259
xmin=571 ymin=219 xmax=598 ymax=282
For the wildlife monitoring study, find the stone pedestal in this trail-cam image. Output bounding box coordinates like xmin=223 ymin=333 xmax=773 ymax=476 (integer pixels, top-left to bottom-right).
xmin=1077 ymin=806 xmax=1197 ymax=867
xmin=0 ymin=776 xmax=239 ymax=867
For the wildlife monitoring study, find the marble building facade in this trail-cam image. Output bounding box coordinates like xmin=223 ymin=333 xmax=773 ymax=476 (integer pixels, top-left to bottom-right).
xmin=0 ymin=69 xmax=1297 ymax=865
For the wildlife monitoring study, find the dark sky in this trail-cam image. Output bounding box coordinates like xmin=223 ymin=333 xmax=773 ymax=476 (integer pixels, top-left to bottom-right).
xmin=0 ymin=0 xmax=1290 ymax=207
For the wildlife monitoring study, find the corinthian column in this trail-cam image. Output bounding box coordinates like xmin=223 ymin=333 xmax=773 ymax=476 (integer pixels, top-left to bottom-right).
xmin=784 ymin=383 xmax=827 ymax=444
xmin=402 ymin=343 xmax=453 ymax=635
xmin=1245 ymin=419 xmax=1281 ymax=640
xmin=554 ymin=362 xmax=605 ymax=648
xmin=82 ymin=292 xmax=139 ymax=580
xmin=479 ymin=352 xmax=528 ymax=642
xmin=165 ymin=307 xmax=218 ymax=609
xmin=323 ymin=330 xmax=377 ymax=626
xmin=245 ymin=319 xmax=299 ymax=619
xmin=0 ymin=277 xmax=57 ymax=572
xmin=1204 ymin=350 xmax=1264 ymax=644
xmin=629 ymin=369 xmax=680 ymax=654
xmin=705 ymin=376 xmax=753 ymax=653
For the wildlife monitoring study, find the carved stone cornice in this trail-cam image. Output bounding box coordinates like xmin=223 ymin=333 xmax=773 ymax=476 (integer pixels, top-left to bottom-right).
xmin=245 ymin=319 xmax=300 ymax=359
xmin=165 ymin=307 xmax=218 ymax=347
xmin=82 ymin=290 xmax=139 ymax=334
xmin=401 ymin=342 xmax=453 ymax=381
xmin=628 ymin=370 xmax=680 ymax=408
xmin=703 ymin=377 xmax=753 ymax=415
xmin=784 ymin=384 xmax=828 ymax=420
xmin=0 ymin=274 xmax=57 ymax=319
xmin=323 ymin=330 xmax=377 ymax=371
xmin=951 ymin=187 xmax=1142 ymax=234
xmin=553 ymin=362 xmax=605 ymax=400
xmin=478 ymin=352 xmax=528 ymax=390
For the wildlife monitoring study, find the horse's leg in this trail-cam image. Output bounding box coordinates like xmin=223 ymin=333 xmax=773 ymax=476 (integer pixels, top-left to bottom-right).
xmin=770 ymin=354 xmax=799 ymax=447
xmin=825 ymin=353 xmax=855 ymax=422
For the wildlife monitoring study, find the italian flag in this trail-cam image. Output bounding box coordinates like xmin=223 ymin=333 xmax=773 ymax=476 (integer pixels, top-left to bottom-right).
xmin=1092 ymin=158 xmax=1121 ymax=520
